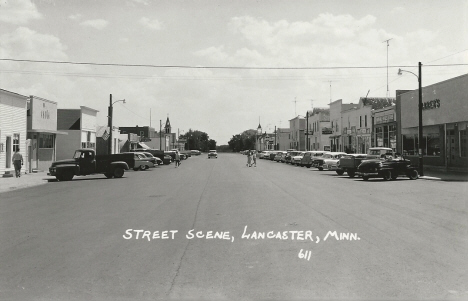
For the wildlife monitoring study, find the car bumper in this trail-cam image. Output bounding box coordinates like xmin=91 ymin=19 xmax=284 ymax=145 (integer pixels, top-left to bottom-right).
xmin=357 ymin=172 xmax=379 ymax=177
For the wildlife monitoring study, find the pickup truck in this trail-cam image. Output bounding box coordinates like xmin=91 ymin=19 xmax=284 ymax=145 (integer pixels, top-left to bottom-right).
xmin=337 ymin=147 xmax=394 ymax=177
xmin=48 ymin=149 xmax=134 ymax=181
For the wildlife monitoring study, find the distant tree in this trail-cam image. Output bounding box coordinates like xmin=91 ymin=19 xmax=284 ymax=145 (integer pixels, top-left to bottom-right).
xmin=179 ymin=129 xmax=217 ymax=152
xmin=228 ymin=129 xmax=257 ymax=152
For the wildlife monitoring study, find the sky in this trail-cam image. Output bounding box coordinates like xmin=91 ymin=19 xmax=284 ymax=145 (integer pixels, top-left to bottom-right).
xmin=1 ymin=0 xmax=467 ymax=145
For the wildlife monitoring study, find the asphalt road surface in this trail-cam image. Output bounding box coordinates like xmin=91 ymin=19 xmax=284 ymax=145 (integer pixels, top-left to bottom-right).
xmin=1 ymin=154 xmax=467 ymax=300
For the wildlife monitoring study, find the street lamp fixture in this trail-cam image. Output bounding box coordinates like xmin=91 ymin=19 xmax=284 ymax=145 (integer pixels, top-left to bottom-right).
xmin=398 ymin=62 xmax=423 ymax=176
xmin=108 ymin=94 xmax=126 ymax=155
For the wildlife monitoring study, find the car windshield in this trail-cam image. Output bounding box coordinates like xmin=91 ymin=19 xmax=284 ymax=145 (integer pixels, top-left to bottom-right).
xmin=323 ymin=154 xmax=332 ymax=159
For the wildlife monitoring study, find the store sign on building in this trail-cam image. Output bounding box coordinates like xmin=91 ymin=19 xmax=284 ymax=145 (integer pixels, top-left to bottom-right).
xmin=322 ymin=128 xmax=332 ymax=135
xmin=30 ymin=97 xmax=57 ymax=131
xmin=422 ymin=99 xmax=441 ymax=110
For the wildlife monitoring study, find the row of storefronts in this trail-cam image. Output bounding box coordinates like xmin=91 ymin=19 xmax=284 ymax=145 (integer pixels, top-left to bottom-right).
xmin=1 ymin=88 xmax=182 ymax=177
xmin=258 ymin=72 xmax=468 ymax=169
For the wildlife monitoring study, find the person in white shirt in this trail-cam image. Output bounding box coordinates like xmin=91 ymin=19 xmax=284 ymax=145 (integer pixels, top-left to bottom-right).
xmin=12 ymin=149 xmax=23 ymax=178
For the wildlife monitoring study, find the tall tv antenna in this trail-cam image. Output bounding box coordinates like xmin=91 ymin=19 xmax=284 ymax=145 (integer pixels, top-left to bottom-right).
xmin=383 ymin=38 xmax=393 ymax=97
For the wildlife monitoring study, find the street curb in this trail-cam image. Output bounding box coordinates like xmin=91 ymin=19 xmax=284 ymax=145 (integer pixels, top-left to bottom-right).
xmin=419 ymin=176 xmax=442 ymax=181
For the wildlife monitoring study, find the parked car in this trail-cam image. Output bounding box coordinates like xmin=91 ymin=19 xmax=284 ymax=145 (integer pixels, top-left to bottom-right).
xmin=132 ymin=148 xmax=165 ymax=163
xmin=285 ymin=151 xmax=301 ymax=164
xmin=208 ymin=150 xmax=218 ymax=159
xmin=260 ymin=151 xmax=271 ymax=159
xmin=292 ymin=152 xmax=306 ymax=166
xmin=268 ymin=151 xmax=279 ymax=160
xmin=139 ymin=152 xmax=162 ymax=166
xmin=323 ymin=153 xmax=348 ymax=172
xmin=337 ymin=153 xmax=368 ymax=177
xmin=181 ymin=151 xmax=191 ymax=158
xmin=313 ymin=152 xmax=346 ymax=171
xmin=164 ymin=151 xmax=176 ymax=161
xmin=274 ymin=151 xmax=287 ymax=162
xmin=124 ymin=153 xmax=155 ymax=170
xmin=357 ymin=154 xmax=419 ymax=181
xmin=163 ymin=155 xmax=172 ymax=165
xmin=301 ymin=151 xmax=326 ymax=168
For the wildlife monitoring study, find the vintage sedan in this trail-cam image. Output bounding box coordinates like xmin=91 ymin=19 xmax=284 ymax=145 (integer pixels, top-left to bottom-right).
xmin=274 ymin=151 xmax=287 ymax=162
xmin=285 ymin=151 xmax=301 ymax=164
xmin=357 ymin=155 xmax=419 ymax=181
xmin=124 ymin=153 xmax=154 ymax=171
xmin=139 ymin=152 xmax=163 ymax=166
xmin=323 ymin=152 xmax=348 ymax=172
xmin=301 ymin=151 xmax=326 ymax=168
xmin=292 ymin=152 xmax=306 ymax=166
xmin=208 ymin=150 xmax=218 ymax=159
xmin=313 ymin=152 xmax=346 ymax=171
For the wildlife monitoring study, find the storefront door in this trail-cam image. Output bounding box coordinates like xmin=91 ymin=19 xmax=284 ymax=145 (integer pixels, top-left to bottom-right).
xmin=446 ymin=129 xmax=457 ymax=166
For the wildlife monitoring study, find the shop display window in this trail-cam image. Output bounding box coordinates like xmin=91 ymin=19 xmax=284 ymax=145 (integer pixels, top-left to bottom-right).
xmin=13 ymin=134 xmax=20 ymax=152
xmin=461 ymin=130 xmax=468 ymax=157
xmin=403 ymin=134 xmax=440 ymax=156
xmin=39 ymin=134 xmax=54 ymax=148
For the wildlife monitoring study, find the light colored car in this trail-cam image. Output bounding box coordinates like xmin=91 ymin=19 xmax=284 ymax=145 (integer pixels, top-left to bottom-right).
xmin=140 ymin=152 xmax=163 ymax=166
xmin=315 ymin=152 xmax=347 ymax=171
xmin=323 ymin=153 xmax=348 ymax=171
xmin=274 ymin=151 xmax=287 ymax=162
xmin=259 ymin=151 xmax=271 ymax=159
xmin=126 ymin=153 xmax=154 ymax=171
xmin=208 ymin=150 xmax=218 ymax=159
xmin=292 ymin=152 xmax=306 ymax=166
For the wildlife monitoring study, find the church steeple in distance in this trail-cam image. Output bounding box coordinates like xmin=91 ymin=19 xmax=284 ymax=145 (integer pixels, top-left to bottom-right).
xmin=164 ymin=115 xmax=171 ymax=134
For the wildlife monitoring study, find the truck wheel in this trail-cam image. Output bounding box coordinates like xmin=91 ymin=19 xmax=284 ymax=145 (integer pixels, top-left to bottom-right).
xmin=362 ymin=176 xmax=369 ymax=181
xmin=318 ymin=167 xmax=323 ymax=171
xmin=140 ymin=165 xmax=146 ymax=171
xmin=113 ymin=167 xmax=124 ymax=178
xmin=104 ymin=172 xmax=113 ymax=179
xmin=336 ymin=170 xmax=344 ymax=176
xmin=347 ymin=170 xmax=356 ymax=178
xmin=407 ymin=170 xmax=419 ymax=180
xmin=306 ymin=165 xmax=311 ymax=168
xmin=382 ymin=170 xmax=392 ymax=181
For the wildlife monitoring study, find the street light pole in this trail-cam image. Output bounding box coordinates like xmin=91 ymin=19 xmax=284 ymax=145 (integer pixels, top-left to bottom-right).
xmin=398 ymin=62 xmax=424 ymax=176
xmin=108 ymin=94 xmax=126 ymax=155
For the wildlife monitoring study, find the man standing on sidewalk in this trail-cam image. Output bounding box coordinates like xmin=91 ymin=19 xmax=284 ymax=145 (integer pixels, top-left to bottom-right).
xmin=12 ymin=148 xmax=23 ymax=178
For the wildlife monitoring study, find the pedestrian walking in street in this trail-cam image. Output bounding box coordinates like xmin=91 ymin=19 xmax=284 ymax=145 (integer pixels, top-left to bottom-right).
xmin=175 ymin=151 xmax=181 ymax=168
xmin=246 ymin=149 xmax=252 ymax=167
xmin=12 ymin=148 xmax=23 ymax=178
xmin=252 ymin=150 xmax=257 ymax=167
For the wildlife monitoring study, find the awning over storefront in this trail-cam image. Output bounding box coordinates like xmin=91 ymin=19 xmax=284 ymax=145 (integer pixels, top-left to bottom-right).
xmin=28 ymin=129 xmax=68 ymax=135
xmin=137 ymin=142 xmax=151 ymax=149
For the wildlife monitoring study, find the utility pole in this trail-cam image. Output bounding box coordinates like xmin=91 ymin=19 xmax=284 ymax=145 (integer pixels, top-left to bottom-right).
xmin=383 ymin=38 xmax=392 ymax=97
xmin=108 ymin=94 xmax=112 ymax=155
xmin=159 ymin=120 xmax=162 ymax=150
xmin=418 ymin=62 xmax=424 ymax=176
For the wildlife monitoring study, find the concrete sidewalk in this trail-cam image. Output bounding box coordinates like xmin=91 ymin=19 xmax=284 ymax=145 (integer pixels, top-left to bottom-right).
xmin=0 ymin=172 xmax=51 ymax=194
xmin=420 ymin=169 xmax=468 ymax=182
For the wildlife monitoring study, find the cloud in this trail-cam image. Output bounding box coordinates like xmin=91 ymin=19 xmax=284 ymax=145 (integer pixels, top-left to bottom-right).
xmin=0 ymin=27 xmax=68 ymax=60
xmin=0 ymin=0 xmax=42 ymax=24
xmin=139 ymin=17 xmax=162 ymax=30
xmin=80 ymin=19 xmax=108 ymax=30
xmin=68 ymin=14 xmax=82 ymax=21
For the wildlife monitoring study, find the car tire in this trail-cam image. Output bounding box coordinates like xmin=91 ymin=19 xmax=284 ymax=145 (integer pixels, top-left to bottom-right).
xmin=140 ymin=165 xmax=146 ymax=171
xmin=62 ymin=170 xmax=74 ymax=181
xmin=362 ymin=176 xmax=369 ymax=181
xmin=382 ymin=170 xmax=392 ymax=181
xmin=318 ymin=167 xmax=323 ymax=171
xmin=113 ymin=167 xmax=124 ymax=178
xmin=133 ymin=167 xmax=139 ymax=171
xmin=104 ymin=172 xmax=113 ymax=179
xmin=306 ymin=165 xmax=311 ymax=168
xmin=336 ymin=170 xmax=344 ymax=176
xmin=347 ymin=170 xmax=356 ymax=178
xmin=407 ymin=169 xmax=419 ymax=180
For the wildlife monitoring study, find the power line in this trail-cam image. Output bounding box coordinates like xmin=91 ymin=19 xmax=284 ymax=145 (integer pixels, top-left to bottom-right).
xmin=0 ymin=58 xmax=466 ymax=70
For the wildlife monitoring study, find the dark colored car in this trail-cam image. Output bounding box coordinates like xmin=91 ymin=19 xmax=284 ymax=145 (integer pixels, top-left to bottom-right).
xmin=357 ymin=155 xmax=419 ymax=181
xmin=163 ymin=155 xmax=172 ymax=165
xmin=191 ymin=150 xmax=201 ymax=156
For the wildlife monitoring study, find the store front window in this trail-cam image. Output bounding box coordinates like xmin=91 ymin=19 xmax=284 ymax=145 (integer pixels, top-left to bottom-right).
xmin=403 ymin=133 xmax=440 ymax=156
xmin=461 ymin=130 xmax=468 ymax=157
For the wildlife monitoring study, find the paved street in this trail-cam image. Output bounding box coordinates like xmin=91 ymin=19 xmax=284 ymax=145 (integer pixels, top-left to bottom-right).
xmin=1 ymin=154 xmax=467 ymax=300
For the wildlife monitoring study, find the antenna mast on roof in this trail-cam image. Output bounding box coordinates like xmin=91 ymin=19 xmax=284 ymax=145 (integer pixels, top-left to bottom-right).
xmin=383 ymin=38 xmax=393 ymax=97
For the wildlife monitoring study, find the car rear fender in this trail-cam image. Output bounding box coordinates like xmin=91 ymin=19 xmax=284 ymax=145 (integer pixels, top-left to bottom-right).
xmin=109 ymin=161 xmax=129 ymax=170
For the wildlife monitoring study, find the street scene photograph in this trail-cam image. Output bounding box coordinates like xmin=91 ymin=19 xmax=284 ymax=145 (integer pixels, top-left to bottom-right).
xmin=1 ymin=0 xmax=468 ymax=300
